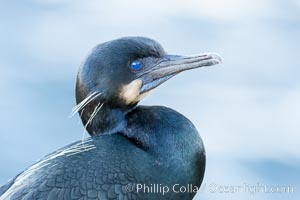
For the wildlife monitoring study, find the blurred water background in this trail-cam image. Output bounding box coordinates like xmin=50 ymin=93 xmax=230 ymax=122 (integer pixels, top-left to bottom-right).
xmin=0 ymin=1 xmax=299 ymax=199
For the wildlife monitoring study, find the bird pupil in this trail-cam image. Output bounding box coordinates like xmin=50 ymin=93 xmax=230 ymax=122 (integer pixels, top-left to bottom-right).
xmin=131 ymin=61 xmax=142 ymax=70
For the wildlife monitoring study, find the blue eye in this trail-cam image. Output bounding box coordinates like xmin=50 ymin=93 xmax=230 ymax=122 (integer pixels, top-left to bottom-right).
xmin=131 ymin=60 xmax=142 ymax=70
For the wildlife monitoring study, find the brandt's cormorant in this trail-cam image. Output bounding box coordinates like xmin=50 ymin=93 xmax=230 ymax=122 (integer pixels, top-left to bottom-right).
xmin=0 ymin=37 xmax=222 ymax=200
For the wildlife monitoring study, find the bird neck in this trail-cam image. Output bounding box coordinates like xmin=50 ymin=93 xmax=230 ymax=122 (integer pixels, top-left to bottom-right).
xmin=81 ymin=104 xmax=127 ymax=136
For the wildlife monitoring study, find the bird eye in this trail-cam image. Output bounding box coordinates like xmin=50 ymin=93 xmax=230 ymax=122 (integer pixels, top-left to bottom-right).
xmin=131 ymin=60 xmax=142 ymax=70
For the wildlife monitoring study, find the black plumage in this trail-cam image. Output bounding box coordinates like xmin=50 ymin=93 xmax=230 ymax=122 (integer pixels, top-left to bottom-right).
xmin=0 ymin=37 xmax=221 ymax=200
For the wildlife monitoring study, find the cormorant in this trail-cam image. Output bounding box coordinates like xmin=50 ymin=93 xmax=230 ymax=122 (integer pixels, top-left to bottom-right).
xmin=0 ymin=37 xmax=222 ymax=200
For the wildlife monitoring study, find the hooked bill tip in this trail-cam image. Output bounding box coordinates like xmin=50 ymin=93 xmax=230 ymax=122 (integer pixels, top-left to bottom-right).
xmin=206 ymin=53 xmax=223 ymax=65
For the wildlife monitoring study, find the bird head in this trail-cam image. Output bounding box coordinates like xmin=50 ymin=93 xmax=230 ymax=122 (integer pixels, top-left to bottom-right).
xmin=75 ymin=37 xmax=222 ymax=134
xmin=76 ymin=37 xmax=222 ymax=109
